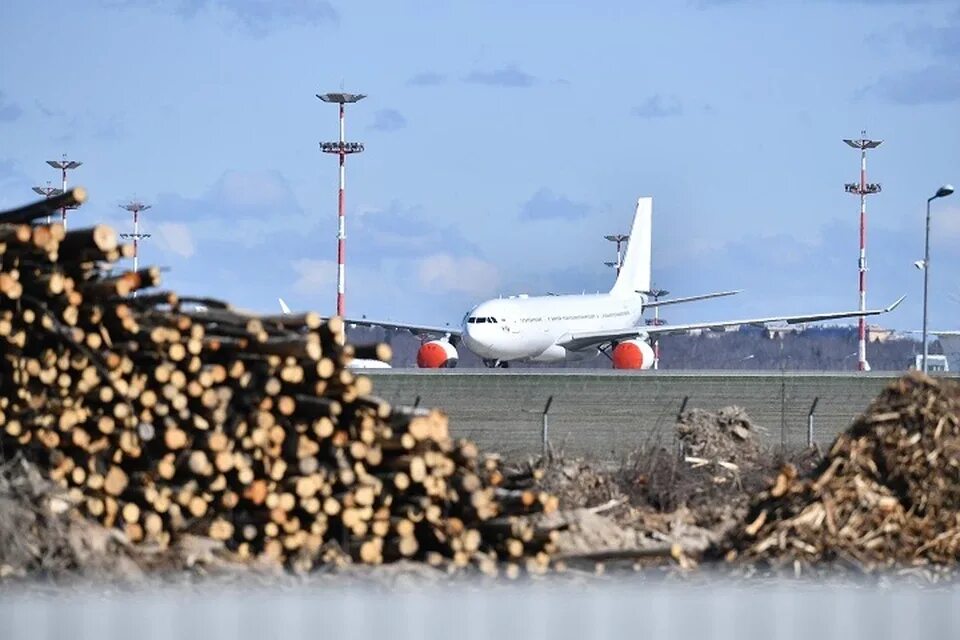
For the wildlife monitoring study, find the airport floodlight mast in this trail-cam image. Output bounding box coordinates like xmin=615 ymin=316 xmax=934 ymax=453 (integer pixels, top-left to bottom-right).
xmin=843 ymin=132 xmax=882 ymax=372
xmin=119 ymin=201 xmax=152 ymax=277
xmin=31 ymin=183 xmax=63 ymax=224
xmin=604 ymin=234 xmax=629 ymax=277
xmin=318 ymin=91 xmax=366 ymax=318
xmin=645 ymin=287 xmax=669 ymax=369
xmin=46 ymin=156 xmax=83 ymax=230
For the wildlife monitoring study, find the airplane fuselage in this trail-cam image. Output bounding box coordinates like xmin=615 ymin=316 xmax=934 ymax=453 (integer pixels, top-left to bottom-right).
xmin=461 ymin=293 xmax=646 ymax=362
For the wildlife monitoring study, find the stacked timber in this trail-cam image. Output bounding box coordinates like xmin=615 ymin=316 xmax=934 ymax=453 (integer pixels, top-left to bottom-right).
xmin=728 ymin=372 xmax=960 ymax=573
xmin=0 ymin=190 xmax=558 ymax=574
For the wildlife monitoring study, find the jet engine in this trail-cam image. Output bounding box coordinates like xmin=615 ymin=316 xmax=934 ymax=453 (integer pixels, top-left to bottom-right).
xmin=416 ymin=340 xmax=459 ymax=368
xmin=611 ymin=339 xmax=655 ymax=370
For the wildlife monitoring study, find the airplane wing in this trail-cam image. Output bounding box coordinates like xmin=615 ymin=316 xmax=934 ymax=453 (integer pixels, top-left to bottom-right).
xmin=641 ymin=289 xmax=742 ymax=308
xmin=276 ymin=299 xmax=460 ymax=338
xmin=557 ymin=296 xmax=906 ymax=352
xmin=340 ymin=316 xmax=462 ymax=338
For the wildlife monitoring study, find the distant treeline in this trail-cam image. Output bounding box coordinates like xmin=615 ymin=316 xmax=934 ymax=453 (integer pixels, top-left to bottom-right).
xmin=345 ymin=325 xmax=937 ymax=371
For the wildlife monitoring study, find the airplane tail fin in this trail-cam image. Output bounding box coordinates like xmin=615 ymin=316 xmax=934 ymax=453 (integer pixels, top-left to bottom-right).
xmin=278 ymin=298 xmax=292 ymax=315
xmin=610 ymin=197 xmax=652 ymax=297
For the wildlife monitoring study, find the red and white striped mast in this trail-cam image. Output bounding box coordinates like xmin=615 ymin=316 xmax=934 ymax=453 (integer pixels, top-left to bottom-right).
xmin=119 ymin=201 xmax=152 ymax=274
xmin=31 ymin=182 xmax=63 ymax=225
xmin=46 ymin=155 xmax=82 ymax=230
xmin=318 ymin=92 xmax=366 ymax=318
xmin=843 ymin=131 xmax=882 ymax=372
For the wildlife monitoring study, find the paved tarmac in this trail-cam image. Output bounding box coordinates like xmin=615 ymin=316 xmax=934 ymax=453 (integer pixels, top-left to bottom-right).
xmin=367 ymin=370 xmax=921 ymax=459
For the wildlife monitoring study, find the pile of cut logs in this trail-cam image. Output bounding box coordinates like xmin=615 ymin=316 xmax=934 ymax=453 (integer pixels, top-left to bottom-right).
xmin=728 ymin=372 xmax=960 ymax=572
xmin=0 ymin=190 xmax=558 ymax=574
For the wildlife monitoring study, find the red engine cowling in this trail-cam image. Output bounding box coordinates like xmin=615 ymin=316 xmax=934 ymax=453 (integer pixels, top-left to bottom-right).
xmin=416 ymin=340 xmax=459 ymax=368
xmin=611 ymin=339 xmax=655 ymax=370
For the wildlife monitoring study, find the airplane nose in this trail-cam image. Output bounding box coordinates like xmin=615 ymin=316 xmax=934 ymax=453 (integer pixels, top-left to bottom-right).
xmin=462 ymin=323 xmax=490 ymax=355
xmin=464 ymin=323 xmax=479 ymax=346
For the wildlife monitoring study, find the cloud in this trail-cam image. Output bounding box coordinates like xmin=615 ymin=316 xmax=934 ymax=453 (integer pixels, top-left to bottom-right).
xmin=216 ymin=169 xmax=296 ymax=210
xmin=934 ymin=204 xmax=960 ymax=241
xmin=417 ymin=254 xmax=500 ymax=295
xmin=861 ymin=64 xmax=960 ymax=104
xmin=0 ymin=92 xmax=23 ymax=123
xmin=291 ymin=258 xmax=337 ymax=295
xmin=35 ymin=101 xmax=62 ymax=118
xmin=905 ymin=10 xmax=960 ymax=59
xmin=407 ymin=72 xmax=446 ymax=87
xmin=121 ymin=169 xmax=497 ymax=321
xmin=630 ymin=95 xmax=683 ymax=118
xmin=369 ymin=109 xmax=407 ymax=132
xmin=155 ymin=222 xmax=196 ymax=258
xmin=109 ymin=0 xmax=338 ymax=36
xmin=463 ymin=66 xmax=537 ymax=88
xmin=94 ymin=116 xmax=126 ymax=141
xmin=156 ymin=169 xmax=310 ymax=249
xmin=858 ymin=9 xmax=960 ymax=104
xmin=352 ymin=200 xmax=482 ymax=259
xmin=215 ymin=0 xmax=338 ymax=35
xmin=519 ymin=189 xmax=591 ymax=221
xmin=25 ymin=101 xmax=126 ymax=141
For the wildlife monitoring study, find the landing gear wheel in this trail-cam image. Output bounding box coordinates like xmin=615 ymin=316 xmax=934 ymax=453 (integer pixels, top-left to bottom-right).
xmin=482 ymin=359 xmax=498 ymax=368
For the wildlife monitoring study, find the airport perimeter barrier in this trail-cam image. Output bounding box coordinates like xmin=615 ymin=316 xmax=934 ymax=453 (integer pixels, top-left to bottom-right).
xmin=366 ymin=371 xmax=938 ymax=461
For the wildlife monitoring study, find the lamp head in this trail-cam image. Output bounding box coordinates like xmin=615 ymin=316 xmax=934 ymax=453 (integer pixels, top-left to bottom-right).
xmin=934 ymin=184 xmax=955 ymax=200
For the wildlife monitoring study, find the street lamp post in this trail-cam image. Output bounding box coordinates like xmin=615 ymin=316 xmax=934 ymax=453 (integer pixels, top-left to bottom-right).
xmin=922 ymin=184 xmax=955 ymax=374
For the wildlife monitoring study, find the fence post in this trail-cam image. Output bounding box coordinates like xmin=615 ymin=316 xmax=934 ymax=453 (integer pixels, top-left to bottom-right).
xmin=807 ymin=397 xmax=820 ymax=448
xmin=542 ymin=395 xmax=554 ymax=462
xmin=677 ymin=396 xmax=689 ymax=459
xmin=780 ymin=368 xmax=787 ymax=453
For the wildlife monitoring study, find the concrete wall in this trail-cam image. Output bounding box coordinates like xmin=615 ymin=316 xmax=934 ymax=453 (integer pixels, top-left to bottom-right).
xmin=367 ymin=371 xmax=910 ymax=460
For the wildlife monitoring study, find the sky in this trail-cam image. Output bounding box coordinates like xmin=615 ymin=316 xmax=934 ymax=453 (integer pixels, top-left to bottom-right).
xmin=1 ymin=0 xmax=958 ymax=331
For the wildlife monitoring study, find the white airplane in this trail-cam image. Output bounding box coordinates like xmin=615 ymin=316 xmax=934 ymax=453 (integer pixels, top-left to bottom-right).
xmin=290 ymin=197 xmax=904 ymax=369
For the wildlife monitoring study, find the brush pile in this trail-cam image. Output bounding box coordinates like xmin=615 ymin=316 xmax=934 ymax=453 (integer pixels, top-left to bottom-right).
xmin=729 ymin=372 xmax=960 ymax=572
xmin=677 ymin=406 xmax=761 ymax=468
xmin=0 ymin=190 xmax=558 ymax=575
